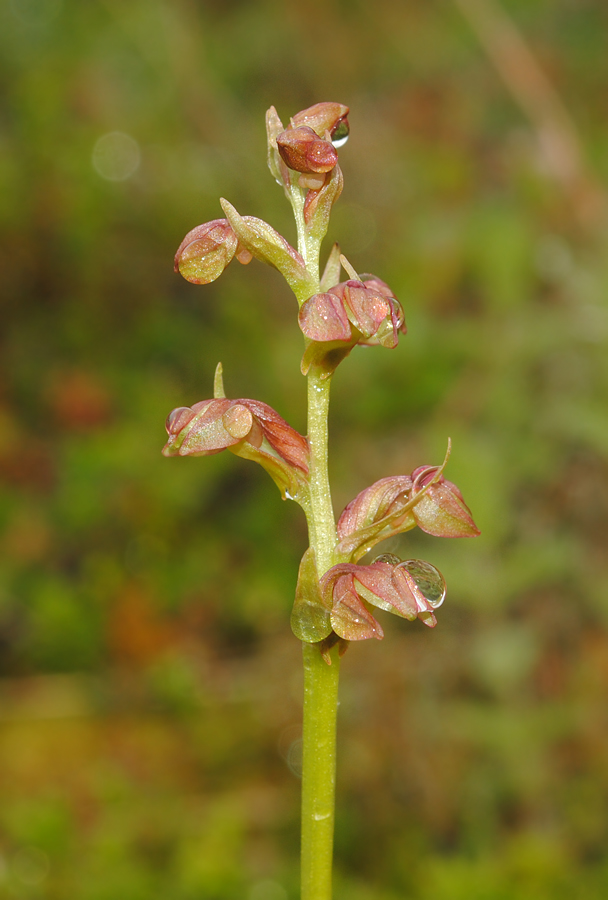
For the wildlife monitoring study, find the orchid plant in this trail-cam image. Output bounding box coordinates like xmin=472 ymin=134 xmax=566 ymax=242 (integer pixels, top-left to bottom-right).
xmin=164 ymin=102 xmax=480 ymax=900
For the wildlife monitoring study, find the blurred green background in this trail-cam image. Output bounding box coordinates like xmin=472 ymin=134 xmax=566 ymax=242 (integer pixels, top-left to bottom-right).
xmin=2 ymin=0 xmax=608 ymax=897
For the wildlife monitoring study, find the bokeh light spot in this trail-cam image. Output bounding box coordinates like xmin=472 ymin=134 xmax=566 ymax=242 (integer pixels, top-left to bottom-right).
xmin=92 ymin=132 xmax=141 ymax=182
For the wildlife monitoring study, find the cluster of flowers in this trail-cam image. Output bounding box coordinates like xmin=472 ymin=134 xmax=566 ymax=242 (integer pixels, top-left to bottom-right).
xmin=166 ymin=101 xmax=479 ymax=654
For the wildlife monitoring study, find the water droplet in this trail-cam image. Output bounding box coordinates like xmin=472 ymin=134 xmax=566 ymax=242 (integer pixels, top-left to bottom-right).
xmin=374 ymin=552 xmax=400 ymax=566
xmin=165 ymin=406 xmax=194 ymax=434
xmin=331 ymin=119 xmax=349 ymax=148
xmin=398 ymin=559 xmax=446 ymax=608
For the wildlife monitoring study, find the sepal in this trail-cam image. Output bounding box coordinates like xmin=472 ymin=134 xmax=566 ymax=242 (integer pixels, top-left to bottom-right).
xmin=410 ymin=464 xmax=480 ymax=538
xmin=327 ymin=572 xmax=384 ymax=641
xmin=303 ymin=163 xmax=344 ymax=243
xmin=319 ymin=243 xmax=342 ymax=291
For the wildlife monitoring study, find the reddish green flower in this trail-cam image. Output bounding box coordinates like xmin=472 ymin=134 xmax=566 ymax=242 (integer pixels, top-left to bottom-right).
xmin=299 ymin=277 xmax=406 ymax=375
xmin=163 ymin=394 xmax=309 ymax=501
xmin=320 ymin=555 xmax=446 ymax=641
xmin=335 ymin=453 xmax=480 ymax=561
xmin=174 ymin=218 xmax=252 ymax=285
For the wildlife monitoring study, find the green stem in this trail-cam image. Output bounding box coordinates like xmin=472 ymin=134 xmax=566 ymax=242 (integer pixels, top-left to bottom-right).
xmin=289 ymin=183 xmax=321 ymax=292
xmin=301 ymin=641 xmax=340 ymax=900
xmin=305 ymin=372 xmax=336 ymax=570
xmin=300 ymin=369 xmax=340 ymax=900
xmin=292 ymin=183 xmax=340 ymax=899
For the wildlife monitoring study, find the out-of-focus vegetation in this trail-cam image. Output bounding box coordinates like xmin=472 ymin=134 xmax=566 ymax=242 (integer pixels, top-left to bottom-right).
xmin=2 ymin=0 xmax=608 ymax=897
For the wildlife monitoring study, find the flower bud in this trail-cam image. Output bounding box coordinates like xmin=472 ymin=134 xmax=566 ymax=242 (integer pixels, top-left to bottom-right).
xmin=277 ymin=126 xmax=338 ymax=174
xmin=174 ymin=219 xmax=238 ymax=284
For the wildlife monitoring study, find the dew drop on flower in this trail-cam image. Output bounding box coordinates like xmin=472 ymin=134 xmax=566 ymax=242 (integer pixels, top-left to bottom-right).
xmin=374 ymin=552 xmax=400 ymax=566
xmin=165 ymin=406 xmax=195 ymax=434
xmin=398 ymin=559 xmax=446 ymax=608
xmin=331 ymin=119 xmax=349 ymax=148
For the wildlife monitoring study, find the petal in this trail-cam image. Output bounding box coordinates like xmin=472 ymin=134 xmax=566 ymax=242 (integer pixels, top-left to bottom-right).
xmin=336 ymin=475 xmax=415 ymax=561
xmin=353 ymin=562 xmax=419 ymax=620
xmin=165 ymin=406 xmax=198 ymax=435
xmin=243 ymin=399 xmax=310 ymax=473
xmin=339 ymin=282 xmax=393 ymax=340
